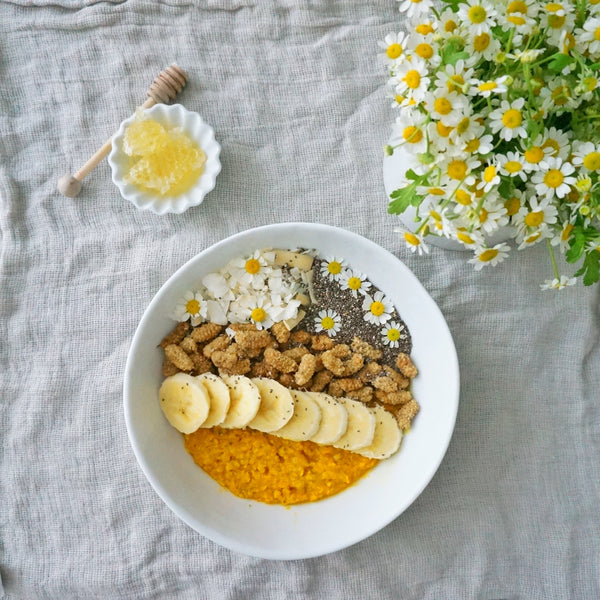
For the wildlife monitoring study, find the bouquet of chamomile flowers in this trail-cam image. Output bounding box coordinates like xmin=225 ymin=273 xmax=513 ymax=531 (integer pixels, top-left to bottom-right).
xmin=380 ymin=0 xmax=600 ymax=289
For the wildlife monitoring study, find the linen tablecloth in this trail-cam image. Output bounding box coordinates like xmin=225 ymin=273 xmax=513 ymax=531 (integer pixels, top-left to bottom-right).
xmin=1 ymin=1 xmax=599 ymax=598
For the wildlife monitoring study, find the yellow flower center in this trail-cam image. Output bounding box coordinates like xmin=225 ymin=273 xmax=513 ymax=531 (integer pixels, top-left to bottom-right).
xmin=478 ymin=81 xmax=497 ymax=92
xmin=245 ymin=258 xmax=261 ymax=274
xmin=448 ymin=160 xmax=468 ymax=180
xmin=186 ymin=299 xmax=200 ymax=315
xmin=465 ymin=138 xmax=481 ymax=153
xmin=561 ymin=223 xmax=574 ymax=241
xmin=447 ymin=74 xmax=465 ymax=93
xmin=483 ymin=165 xmax=497 ymax=182
xmin=456 ymin=117 xmax=471 ymax=135
xmin=478 ymin=248 xmax=498 ymax=262
xmin=505 ymin=160 xmax=522 ymax=174
xmin=251 ymin=307 xmax=266 ymax=322
xmin=544 ymin=169 xmax=564 ymax=188
xmin=479 ymin=208 xmax=489 ymax=223
xmin=403 ymin=126 xmax=423 ymax=143
xmin=434 ymin=97 xmax=452 ymax=115
xmin=415 ymin=43 xmax=434 ymax=59
xmin=320 ymin=316 xmax=335 ymax=330
xmin=404 ymin=232 xmax=421 ymax=246
xmin=596 ymin=26 xmax=600 ymax=41
xmin=436 ymin=121 xmax=453 ymax=137
xmin=508 ymin=0 xmax=528 ymax=13
xmin=347 ymin=276 xmax=362 ymax=290
xmin=504 ymin=196 xmax=520 ymax=216
xmin=370 ymin=301 xmax=385 ymax=317
xmin=583 ymin=152 xmax=600 ymax=171
xmin=548 ymin=14 xmax=565 ymax=28
xmin=583 ymin=77 xmax=598 ymax=92
xmin=386 ymin=43 xmax=402 ymax=59
xmin=457 ymin=231 xmax=475 ymax=244
xmin=508 ymin=14 xmax=526 ymax=25
xmin=468 ymin=5 xmax=487 ymax=23
xmin=327 ymin=261 xmax=342 ymax=275
xmin=415 ymin=23 xmax=434 ymax=35
xmin=444 ymin=19 xmax=458 ymax=32
xmin=502 ymin=109 xmax=522 ymax=129
xmin=386 ymin=328 xmax=401 ymax=342
xmin=405 ymin=70 xmax=421 ymax=89
xmin=525 ymin=146 xmax=544 ymax=163
xmin=474 ymin=32 xmax=490 ymax=51
xmin=525 ymin=231 xmax=542 ymax=244
xmin=428 ymin=187 xmax=446 ymax=196
xmin=524 ymin=211 xmax=544 ymax=227
xmin=551 ymin=85 xmax=570 ymax=106
xmin=455 ymin=189 xmax=472 ymax=205
xmin=542 ymin=139 xmax=560 ymax=156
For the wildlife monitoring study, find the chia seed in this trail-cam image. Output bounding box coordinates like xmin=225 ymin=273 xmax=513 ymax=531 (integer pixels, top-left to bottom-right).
xmin=303 ymin=258 xmax=412 ymax=368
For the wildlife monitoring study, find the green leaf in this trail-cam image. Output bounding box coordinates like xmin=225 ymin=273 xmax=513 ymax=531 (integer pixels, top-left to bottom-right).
xmin=566 ymin=228 xmax=587 ymax=263
xmin=547 ymin=53 xmax=575 ymax=74
xmin=575 ymin=251 xmax=600 ymax=286
xmin=388 ymin=185 xmax=423 ymax=214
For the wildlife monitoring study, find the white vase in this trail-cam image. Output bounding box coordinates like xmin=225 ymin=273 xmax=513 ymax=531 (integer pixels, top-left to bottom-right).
xmin=382 ymin=141 xmax=514 ymax=251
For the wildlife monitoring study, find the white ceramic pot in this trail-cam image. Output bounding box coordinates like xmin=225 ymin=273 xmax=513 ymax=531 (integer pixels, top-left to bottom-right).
xmin=382 ymin=141 xmax=514 ymax=251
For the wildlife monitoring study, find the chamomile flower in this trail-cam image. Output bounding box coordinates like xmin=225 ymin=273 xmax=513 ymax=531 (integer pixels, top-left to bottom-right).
xmin=539 ymin=79 xmax=578 ymax=114
xmin=469 ymin=76 xmax=508 ymax=98
xmin=457 ymin=0 xmax=498 ymax=35
xmin=315 ymin=309 xmax=342 ymax=337
xmin=173 ymin=291 xmax=207 ymax=326
xmin=362 ymin=291 xmax=394 ymax=325
xmin=474 ymin=198 xmax=509 ymax=234
xmin=454 ymin=227 xmax=485 ymax=248
xmin=393 ymin=57 xmax=431 ymax=102
xmin=407 ymin=32 xmax=442 ymax=67
xmin=576 ymin=17 xmax=600 ymax=58
xmin=426 ymin=89 xmax=469 ymax=127
xmin=397 ymin=0 xmax=433 ymax=20
xmin=435 ymin=60 xmax=474 ymax=95
xmin=439 ymin=155 xmax=481 ymax=187
xmin=339 ymin=269 xmax=371 ymax=298
xmin=381 ymin=321 xmax=407 ymax=348
xmin=498 ymin=0 xmax=539 ymax=34
xmin=514 ymin=197 xmax=558 ymax=241
xmin=478 ymin=163 xmax=501 ymax=192
xmin=497 ymin=151 xmax=527 ymax=182
xmin=521 ymin=142 xmax=552 ymax=172
xmin=468 ymin=242 xmax=510 ymax=271
xmin=227 ymin=250 xmax=274 ymax=291
xmin=488 ymin=98 xmax=527 ymax=141
xmin=537 ymin=128 xmax=572 ymax=160
xmin=464 ymin=29 xmax=502 ymax=61
xmin=460 ymin=132 xmax=493 ymax=156
xmin=320 ymin=256 xmax=345 ymax=281
xmin=540 ymin=2 xmax=576 ymax=46
xmin=571 ymin=142 xmax=600 ymax=172
xmin=377 ymin=32 xmax=408 ymax=70
xmin=392 ymin=110 xmax=429 ymax=152
xmin=397 ymin=228 xmax=430 ymax=255
xmin=540 ymin=276 xmax=577 ymax=290
xmin=532 ymin=157 xmax=576 ymax=200
xmin=229 ymin=293 xmax=275 ymax=330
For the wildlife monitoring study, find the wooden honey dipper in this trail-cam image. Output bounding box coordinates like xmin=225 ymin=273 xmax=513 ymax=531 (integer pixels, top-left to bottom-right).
xmin=57 ymin=64 xmax=188 ymax=197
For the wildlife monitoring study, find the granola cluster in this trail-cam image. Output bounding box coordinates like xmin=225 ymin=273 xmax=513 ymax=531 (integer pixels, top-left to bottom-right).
xmin=160 ymin=320 xmax=419 ymax=432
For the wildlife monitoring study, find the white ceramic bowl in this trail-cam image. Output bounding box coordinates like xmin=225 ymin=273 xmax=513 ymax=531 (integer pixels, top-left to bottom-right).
xmin=108 ymin=104 xmax=221 ymax=215
xmin=123 ymin=223 xmax=460 ymax=559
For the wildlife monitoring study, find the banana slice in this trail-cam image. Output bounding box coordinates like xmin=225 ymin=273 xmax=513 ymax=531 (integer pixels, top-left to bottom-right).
xmin=219 ymin=375 xmax=261 ymax=429
xmin=305 ymin=391 xmax=348 ymax=445
xmin=248 ymin=377 xmax=295 ymax=432
xmin=331 ymin=397 xmax=376 ymax=451
xmin=273 ymin=250 xmax=314 ymax=271
xmin=355 ymin=405 xmax=402 ymax=459
xmin=196 ymin=373 xmax=231 ymax=428
xmin=271 ymin=389 xmax=321 ymax=441
xmin=158 ymin=373 xmax=210 ymax=434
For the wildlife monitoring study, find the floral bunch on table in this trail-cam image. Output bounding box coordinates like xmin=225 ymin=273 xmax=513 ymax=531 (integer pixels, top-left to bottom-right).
xmin=379 ymin=0 xmax=600 ymax=288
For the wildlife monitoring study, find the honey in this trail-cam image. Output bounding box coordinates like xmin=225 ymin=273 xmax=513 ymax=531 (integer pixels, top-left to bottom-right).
xmin=123 ymin=113 xmax=206 ymax=196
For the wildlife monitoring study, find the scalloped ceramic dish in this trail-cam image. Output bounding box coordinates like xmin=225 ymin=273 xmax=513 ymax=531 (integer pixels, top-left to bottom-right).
xmin=123 ymin=223 xmax=460 ymax=560
xmin=108 ymin=104 xmax=221 ymax=215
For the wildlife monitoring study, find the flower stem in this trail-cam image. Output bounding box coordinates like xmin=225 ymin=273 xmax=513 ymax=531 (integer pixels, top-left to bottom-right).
xmin=547 ymin=239 xmax=560 ymax=280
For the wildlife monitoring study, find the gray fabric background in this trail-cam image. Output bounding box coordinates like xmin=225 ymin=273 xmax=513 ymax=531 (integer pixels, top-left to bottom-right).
xmin=1 ymin=1 xmax=599 ymax=598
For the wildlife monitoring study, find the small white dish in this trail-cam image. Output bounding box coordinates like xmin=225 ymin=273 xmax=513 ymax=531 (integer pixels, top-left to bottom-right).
xmin=108 ymin=103 xmax=221 ymax=215
xmin=123 ymin=223 xmax=460 ymax=559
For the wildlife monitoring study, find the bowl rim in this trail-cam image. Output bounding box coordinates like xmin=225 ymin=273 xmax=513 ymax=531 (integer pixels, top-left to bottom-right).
xmin=108 ymin=103 xmax=221 ymax=215
xmin=123 ymin=222 xmax=460 ymax=559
